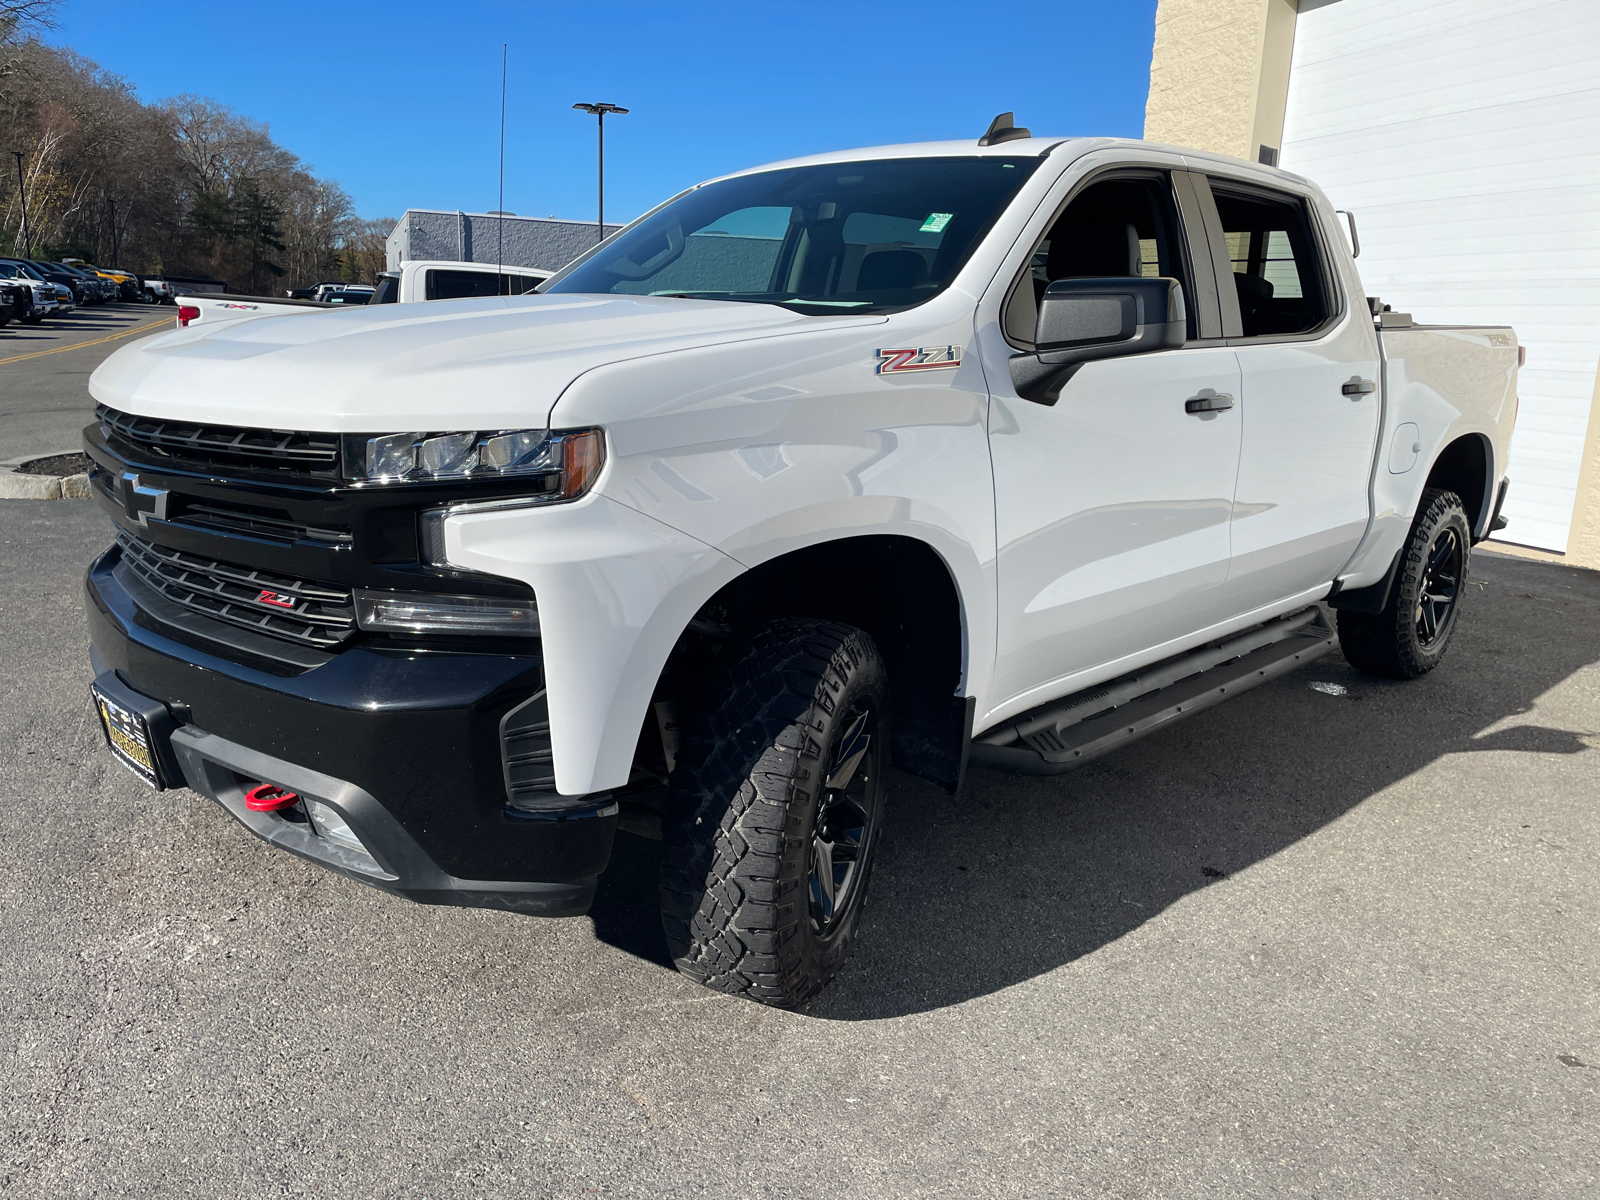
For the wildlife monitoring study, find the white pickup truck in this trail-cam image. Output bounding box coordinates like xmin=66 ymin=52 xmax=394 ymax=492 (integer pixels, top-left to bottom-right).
xmin=83 ymin=120 xmax=1516 ymax=1007
xmin=172 ymin=260 xmax=551 ymax=328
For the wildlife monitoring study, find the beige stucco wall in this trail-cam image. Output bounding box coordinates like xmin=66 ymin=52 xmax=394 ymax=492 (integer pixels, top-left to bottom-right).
xmin=1144 ymin=0 xmax=1298 ymax=162
xmin=1566 ymin=363 xmax=1600 ymax=568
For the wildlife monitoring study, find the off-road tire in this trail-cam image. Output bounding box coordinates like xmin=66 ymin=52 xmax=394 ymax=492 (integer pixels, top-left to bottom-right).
xmin=659 ymin=617 xmax=889 ymax=1008
xmin=1338 ymin=488 xmax=1471 ymax=679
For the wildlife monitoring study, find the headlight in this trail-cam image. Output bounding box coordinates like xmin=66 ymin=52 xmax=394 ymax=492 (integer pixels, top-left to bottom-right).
xmin=342 ymin=427 xmax=604 ymax=490
xmin=353 ymin=589 xmax=539 ymax=636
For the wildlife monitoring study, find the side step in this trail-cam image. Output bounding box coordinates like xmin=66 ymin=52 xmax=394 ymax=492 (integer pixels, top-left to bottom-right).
xmin=969 ymin=607 xmax=1337 ymax=776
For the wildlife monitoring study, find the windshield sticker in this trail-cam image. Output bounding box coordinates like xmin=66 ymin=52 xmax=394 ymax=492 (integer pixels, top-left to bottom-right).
xmin=919 ymin=212 xmax=954 ymax=233
xmin=876 ymin=345 xmax=963 ymax=375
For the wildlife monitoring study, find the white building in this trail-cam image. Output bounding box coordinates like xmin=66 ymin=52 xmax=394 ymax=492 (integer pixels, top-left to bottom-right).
xmin=1146 ymin=0 xmax=1600 ymax=565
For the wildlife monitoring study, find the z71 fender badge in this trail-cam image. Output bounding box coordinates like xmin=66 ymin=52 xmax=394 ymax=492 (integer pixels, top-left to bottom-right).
xmin=875 ymin=345 xmax=963 ymax=375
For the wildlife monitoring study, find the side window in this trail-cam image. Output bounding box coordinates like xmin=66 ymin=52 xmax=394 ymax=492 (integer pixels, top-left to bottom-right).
xmin=1209 ymin=186 xmax=1330 ymax=338
xmin=1004 ymin=175 xmax=1191 ymax=345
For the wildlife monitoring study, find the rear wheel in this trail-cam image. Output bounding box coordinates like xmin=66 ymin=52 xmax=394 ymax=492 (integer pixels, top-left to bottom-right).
xmin=659 ymin=618 xmax=889 ymax=1008
xmin=1338 ymin=488 xmax=1471 ymax=679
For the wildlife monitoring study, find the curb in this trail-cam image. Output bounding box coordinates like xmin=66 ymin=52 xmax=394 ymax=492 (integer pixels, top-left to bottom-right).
xmin=0 ymin=452 xmax=92 ymax=500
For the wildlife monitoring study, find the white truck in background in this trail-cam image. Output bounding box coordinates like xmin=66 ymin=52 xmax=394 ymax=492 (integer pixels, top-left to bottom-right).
xmin=86 ymin=119 xmax=1517 ymax=1008
xmin=173 ymin=261 xmax=552 ymax=328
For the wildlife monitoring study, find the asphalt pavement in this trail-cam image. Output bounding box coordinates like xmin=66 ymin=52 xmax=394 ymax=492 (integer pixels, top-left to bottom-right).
xmin=0 ymin=302 xmax=172 ymax=458
xmin=1 ymin=490 xmax=1595 ymax=1198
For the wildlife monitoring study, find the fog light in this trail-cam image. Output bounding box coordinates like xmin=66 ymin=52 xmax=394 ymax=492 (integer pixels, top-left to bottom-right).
xmin=354 ymin=589 xmax=538 ymax=636
xmin=305 ymin=799 xmax=368 ymax=856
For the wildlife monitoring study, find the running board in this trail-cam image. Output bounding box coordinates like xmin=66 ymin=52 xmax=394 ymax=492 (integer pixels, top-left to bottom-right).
xmin=969 ymin=607 xmax=1337 ymax=776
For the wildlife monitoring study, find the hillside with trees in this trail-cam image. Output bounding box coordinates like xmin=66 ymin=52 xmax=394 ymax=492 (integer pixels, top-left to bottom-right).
xmin=0 ymin=0 xmax=392 ymax=293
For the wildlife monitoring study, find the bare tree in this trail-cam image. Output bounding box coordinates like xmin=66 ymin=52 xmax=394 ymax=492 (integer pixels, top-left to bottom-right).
xmin=0 ymin=38 xmax=390 ymax=290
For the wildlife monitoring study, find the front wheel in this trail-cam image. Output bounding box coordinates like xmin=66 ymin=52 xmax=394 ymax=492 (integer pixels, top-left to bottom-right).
xmin=660 ymin=618 xmax=889 ymax=1008
xmin=1338 ymin=488 xmax=1471 ymax=679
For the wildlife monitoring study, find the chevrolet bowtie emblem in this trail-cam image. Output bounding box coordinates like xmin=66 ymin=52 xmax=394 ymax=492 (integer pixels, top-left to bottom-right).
xmin=117 ymin=472 xmax=170 ymax=527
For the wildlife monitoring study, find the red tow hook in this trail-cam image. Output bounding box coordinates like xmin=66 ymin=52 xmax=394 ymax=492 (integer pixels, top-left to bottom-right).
xmin=244 ymin=783 xmax=300 ymax=812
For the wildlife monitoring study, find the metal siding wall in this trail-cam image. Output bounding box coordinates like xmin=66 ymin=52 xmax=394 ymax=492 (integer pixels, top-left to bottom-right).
xmin=1280 ymin=0 xmax=1600 ymax=551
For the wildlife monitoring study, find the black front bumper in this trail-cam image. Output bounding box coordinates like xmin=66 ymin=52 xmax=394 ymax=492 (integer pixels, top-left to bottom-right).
xmin=86 ymin=547 xmax=617 ymax=917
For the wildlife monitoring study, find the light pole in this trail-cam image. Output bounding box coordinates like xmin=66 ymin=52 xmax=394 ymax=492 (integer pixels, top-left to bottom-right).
xmin=12 ymin=151 xmax=29 ymax=259
xmin=571 ymin=102 xmax=627 ymax=246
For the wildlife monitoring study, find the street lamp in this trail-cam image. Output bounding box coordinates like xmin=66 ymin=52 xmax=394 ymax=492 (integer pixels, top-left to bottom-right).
xmin=12 ymin=151 xmax=28 ymax=259
xmin=571 ymin=102 xmax=628 ymax=246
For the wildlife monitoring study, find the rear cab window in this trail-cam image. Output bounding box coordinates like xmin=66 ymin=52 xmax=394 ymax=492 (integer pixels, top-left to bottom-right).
xmin=425 ymin=269 xmax=545 ymax=300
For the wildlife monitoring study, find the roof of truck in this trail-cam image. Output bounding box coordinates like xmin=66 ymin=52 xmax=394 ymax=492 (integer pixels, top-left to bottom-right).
xmin=714 ymin=135 xmax=1315 ymax=191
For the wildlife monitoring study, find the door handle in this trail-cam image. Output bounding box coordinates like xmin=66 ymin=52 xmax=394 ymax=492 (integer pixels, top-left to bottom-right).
xmin=1185 ymin=389 xmax=1234 ymax=414
xmin=1342 ymin=378 xmax=1375 ymax=398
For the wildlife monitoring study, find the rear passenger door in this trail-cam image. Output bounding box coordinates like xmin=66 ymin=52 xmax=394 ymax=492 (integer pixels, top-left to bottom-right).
xmin=1196 ymin=174 xmax=1382 ymax=616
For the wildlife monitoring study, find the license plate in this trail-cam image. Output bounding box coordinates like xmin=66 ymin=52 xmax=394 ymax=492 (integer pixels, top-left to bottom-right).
xmin=92 ymin=686 xmax=162 ymax=789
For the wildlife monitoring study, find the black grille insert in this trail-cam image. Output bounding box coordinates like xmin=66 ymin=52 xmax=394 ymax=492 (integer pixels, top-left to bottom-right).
xmin=97 ymin=403 xmax=341 ymax=478
xmin=116 ymin=532 xmax=357 ymax=649
xmin=176 ymin=499 xmax=353 ymax=547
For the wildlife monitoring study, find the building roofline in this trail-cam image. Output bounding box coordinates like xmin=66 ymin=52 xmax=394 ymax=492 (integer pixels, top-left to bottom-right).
xmin=397 ymin=209 xmax=622 ymax=227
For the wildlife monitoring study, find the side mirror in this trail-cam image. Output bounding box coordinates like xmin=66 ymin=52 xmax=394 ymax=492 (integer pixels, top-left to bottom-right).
xmin=1010 ymin=276 xmax=1186 ymax=405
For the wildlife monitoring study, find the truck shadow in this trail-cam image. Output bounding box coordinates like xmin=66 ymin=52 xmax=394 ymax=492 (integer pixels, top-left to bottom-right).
xmin=587 ymin=553 xmax=1600 ymax=1018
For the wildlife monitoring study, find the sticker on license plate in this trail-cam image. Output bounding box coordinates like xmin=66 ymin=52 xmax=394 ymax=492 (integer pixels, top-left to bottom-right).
xmin=92 ymin=687 xmax=162 ymax=789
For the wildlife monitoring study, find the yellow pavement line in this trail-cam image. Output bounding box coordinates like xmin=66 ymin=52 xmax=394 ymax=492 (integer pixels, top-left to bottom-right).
xmin=0 ymin=314 xmax=172 ymax=367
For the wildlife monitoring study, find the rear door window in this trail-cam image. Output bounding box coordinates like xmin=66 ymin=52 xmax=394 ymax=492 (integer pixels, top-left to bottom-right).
xmin=1208 ymin=186 xmax=1330 ymax=338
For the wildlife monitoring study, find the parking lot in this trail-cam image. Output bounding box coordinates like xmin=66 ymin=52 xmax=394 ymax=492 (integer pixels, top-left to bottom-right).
xmin=0 ymin=301 xmax=172 ymax=458
xmin=1 ymin=325 xmax=1596 ymax=1197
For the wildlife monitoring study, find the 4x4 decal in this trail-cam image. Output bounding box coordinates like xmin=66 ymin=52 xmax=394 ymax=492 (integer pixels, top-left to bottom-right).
xmin=875 ymin=345 xmax=962 ymax=375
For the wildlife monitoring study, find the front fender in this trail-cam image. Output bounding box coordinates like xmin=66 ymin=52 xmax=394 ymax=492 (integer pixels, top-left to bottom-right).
xmin=444 ymin=493 xmax=743 ymax=795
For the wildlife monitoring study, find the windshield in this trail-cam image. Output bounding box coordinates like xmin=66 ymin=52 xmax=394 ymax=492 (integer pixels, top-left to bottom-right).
xmin=3 ymin=261 xmax=45 ymax=280
xmin=544 ymin=156 xmax=1042 ymax=314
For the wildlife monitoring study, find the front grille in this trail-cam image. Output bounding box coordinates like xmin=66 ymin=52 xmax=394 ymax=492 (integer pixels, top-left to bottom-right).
xmin=97 ymin=404 xmax=342 ymax=479
xmin=117 ymin=532 xmax=357 ymax=649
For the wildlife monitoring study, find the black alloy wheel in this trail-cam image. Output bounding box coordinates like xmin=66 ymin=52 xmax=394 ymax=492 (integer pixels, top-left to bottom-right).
xmin=1414 ymin=525 xmax=1463 ymax=647
xmin=809 ymin=705 xmax=884 ymax=937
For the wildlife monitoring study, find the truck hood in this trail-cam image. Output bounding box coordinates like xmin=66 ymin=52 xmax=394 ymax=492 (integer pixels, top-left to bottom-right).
xmin=89 ymin=294 xmax=882 ymax=432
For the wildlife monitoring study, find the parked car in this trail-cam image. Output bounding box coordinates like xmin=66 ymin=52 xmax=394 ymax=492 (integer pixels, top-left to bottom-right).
xmin=314 ymin=283 xmax=375 ymax=304
xmin=51 ymin=262 xmax=115 ymax=304
xmin=286 ymin=280 xmax=346 ymax=301
xmin=0 ymin=278 xmax=32 ymax=326
xmin=25 ymin=260 xmax=98 ymax=305
xmin=60 ymin=258 xmax=137 ymax=300
xmin=83 ymin=123 xmax=1518 ymax=1007
xmin=144 ymin=275 xmax=226 ymax=304
xmin=0 ymin=260 xmax=68 ymax=320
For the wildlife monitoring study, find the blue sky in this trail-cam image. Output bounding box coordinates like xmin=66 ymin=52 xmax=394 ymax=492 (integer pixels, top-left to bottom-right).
xmin=54 ymin=1 xmax=1158 ymax=224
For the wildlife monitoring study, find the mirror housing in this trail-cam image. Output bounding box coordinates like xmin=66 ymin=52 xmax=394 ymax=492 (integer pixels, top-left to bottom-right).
xmin=1010 ymin=276 xmax=1186 ymax=404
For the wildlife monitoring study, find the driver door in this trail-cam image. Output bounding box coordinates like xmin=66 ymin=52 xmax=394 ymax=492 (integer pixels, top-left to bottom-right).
xmin=979 ymin=168 xmax=1244 ymax=722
